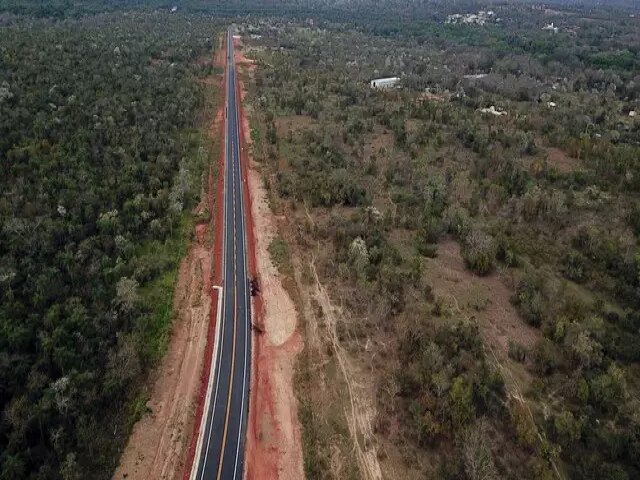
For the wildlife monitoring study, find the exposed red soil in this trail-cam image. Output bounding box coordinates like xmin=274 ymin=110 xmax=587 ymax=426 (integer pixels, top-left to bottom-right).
xmin=235 ymin=36 xmax=305 ymax=480
xmin=112 ymin=189 xmax=214 ymax=480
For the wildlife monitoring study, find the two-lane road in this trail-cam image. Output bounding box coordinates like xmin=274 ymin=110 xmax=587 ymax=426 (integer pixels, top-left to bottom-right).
xmin=191 ymin=28 xmax=251 ymax=480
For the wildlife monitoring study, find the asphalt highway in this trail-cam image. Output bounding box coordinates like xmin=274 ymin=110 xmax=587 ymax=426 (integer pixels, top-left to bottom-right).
xmin=192 ymin=28 xmax=251 ymax=480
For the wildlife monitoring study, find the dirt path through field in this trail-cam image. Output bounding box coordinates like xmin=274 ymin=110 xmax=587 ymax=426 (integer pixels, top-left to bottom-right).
xmin=308 ymin=259 xmax=383 ymax=480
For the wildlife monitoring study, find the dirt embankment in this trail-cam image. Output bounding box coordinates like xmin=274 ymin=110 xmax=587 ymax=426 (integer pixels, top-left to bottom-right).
xmin=234 ymin=37 xmax=305 ymax=480
xmin=112 ymin=210 xmax=212 ymax=480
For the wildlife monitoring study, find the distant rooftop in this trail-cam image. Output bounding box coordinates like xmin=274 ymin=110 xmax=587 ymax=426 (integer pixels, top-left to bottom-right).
xmin=370 ymin=77 xmax=400 ymax=89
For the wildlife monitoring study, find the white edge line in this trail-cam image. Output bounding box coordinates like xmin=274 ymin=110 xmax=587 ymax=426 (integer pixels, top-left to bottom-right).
xmin=190 ymin=283 xmax=224 ymax=480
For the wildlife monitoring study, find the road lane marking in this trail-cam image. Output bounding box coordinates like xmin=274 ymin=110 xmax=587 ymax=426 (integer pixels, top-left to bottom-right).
xmin=196 ymin=30 xmax=232 ymax=480
xmin=232 ymin=45 xmax=250 ymax=479
xmin=216 ymin=98 xmax=239 ymax=480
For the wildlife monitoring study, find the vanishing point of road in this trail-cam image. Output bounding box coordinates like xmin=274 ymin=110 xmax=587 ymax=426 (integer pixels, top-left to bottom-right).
xmin=191 ymin=28 xmax=252 ymax=480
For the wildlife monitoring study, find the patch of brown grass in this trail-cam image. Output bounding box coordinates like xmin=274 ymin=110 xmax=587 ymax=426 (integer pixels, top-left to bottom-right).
xmin=275 ymin=114 xmax=316 ymax=138
xmin=423 ymin=239 xmax=540 ymax=388
xmin=543 ymin=146 xmax=582 ymax=173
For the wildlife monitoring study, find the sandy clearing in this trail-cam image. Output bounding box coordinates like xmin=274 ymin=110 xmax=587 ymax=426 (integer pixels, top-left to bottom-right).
xmin=426 ymin=239 xmax=540 ymax=353
xmin=249 ymin=172 xmax=297 ymax=347
xmin=236 ymin=41 xmax=304 ymax=480
xmin=275 ymin=115 xmax=316 ymax=138
xmin=245 ymin=157 xmax=304 ymax=480
xmin=424 ymin=239 xmax=540 ymax=392
xmin=543 ymin=146 xmax=582 ymax=173
xmin=112 ymin=219 xmax=212 ymax=480
xmin=233 ymin=37 xmax=256 ymax=73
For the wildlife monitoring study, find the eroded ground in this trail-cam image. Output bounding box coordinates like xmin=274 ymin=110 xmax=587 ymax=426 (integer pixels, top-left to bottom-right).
xmin=111 ymin=209 xmax=212 ymax=480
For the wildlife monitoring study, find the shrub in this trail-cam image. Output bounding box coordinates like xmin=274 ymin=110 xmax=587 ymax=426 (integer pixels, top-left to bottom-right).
xmin=589 ymin=364 xmax=627 ymax=412
xmin=462 ymin=419 xmax=498 ymax=480
xmin=512 ymin=402 xmax=538 ymax=449
xmin=432 ymin=296 xmax=447 ymax=317
xmin=533 ymin=338 xmax=561 ymax=375
xmin=276 ymin=171 xmax=295 ymax=198
xmin=418 ymin=243 xmax=438 ymax=258
xmin=348 ymin=237 xmax=369 ymax=280
xmin=562 ymin=250 xmax=587 ymax=282
xmin=514 ymin=276 xmax=546 ymax=327
xmin=444 ymin=205 xmax=471 ymax=239
xmin=508 ymin=340 xmax=527 ymax=363
xmin=462 ymin=229 xmax=496 ymax=275
xmin=627 ymin=202 xmax=640 ymax=236
xmin=496 ymin=235 xmax=521 ymax=267
xmin=268 ymin=236 xmax=290 ymax=271
xmin=421 ymin=213 xmax=443 ymax=244
xmin=553 ymin=410 xmax=582 ymax=446
xmin=450 ymin=376 xmax=476 ymax=428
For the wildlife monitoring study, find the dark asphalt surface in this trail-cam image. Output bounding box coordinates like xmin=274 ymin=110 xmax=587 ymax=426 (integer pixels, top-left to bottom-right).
xmin=194 ymin=28 xmax=251 ymax=480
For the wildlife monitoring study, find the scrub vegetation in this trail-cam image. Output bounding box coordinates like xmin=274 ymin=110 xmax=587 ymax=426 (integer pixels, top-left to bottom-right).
xmin=2 ymin=1 xmax=640 ymax=479
xmin=240 ymin=3 xmax=640 ymax=480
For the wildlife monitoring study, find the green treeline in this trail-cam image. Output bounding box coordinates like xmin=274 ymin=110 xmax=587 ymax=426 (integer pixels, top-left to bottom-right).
xmin=0 ymin=12 xmax=218 ymax=479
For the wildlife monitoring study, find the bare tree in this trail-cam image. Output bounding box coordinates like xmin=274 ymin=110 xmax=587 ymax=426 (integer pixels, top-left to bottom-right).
xmin=463 ymin=418 xmax=498 ymax=480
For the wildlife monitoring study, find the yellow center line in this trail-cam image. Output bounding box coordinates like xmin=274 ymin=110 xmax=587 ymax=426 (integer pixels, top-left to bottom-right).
xmin=216 ymin=117 xmax=238 ymax=480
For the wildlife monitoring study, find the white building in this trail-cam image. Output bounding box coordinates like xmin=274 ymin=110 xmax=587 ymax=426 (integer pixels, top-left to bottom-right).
xmin=370 ymin=77 xmax=400 ymax=89
xmin=463 ymin=73 xmax=488 ymax=80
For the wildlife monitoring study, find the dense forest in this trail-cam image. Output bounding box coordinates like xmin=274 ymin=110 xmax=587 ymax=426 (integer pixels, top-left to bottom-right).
xmin=0 ymin=11 xmax=219 ymax=479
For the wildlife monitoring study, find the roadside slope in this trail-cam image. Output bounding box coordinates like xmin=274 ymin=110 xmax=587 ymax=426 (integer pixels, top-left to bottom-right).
xmin=111 ymin=225 xmax=212 ymax=480
xmin=234 ymin=36 xmax=305 ymax=480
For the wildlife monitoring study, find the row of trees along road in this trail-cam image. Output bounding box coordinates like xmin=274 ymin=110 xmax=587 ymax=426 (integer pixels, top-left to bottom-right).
xmin=0 ymin=12 xmax=221 ymax=480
